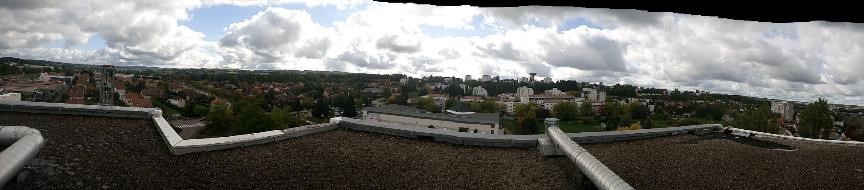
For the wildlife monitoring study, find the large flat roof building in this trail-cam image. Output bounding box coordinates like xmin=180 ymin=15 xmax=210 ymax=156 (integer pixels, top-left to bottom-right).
xmin=3 ymin=102 xmax=864 ymax=189
xmin=362 ymin=104 xmax=502 ymax=134
xmin=0 ymin=112 xmax=569 ymax=189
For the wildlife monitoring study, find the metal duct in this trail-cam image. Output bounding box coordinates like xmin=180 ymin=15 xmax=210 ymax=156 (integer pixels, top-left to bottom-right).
xmin=0 ymin=126 xmax=44 ymax=186
xmin=544 ymin=118 xmax=634 ymax=190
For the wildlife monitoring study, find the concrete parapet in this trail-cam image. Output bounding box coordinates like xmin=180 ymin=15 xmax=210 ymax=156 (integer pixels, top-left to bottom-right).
xmin=726 ymin=127 xmax=864 ymax=147
xmin=339 ymin=118 xmax=544 ymax=148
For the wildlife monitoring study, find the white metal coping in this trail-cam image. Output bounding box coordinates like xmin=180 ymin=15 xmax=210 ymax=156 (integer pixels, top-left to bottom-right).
xmin=0 ymin=101 xmax=339 ymax=156
xmin=0 ymin=126 xmax=44 ymax=186
xmin=725 ymin=127 xmax=864 ymax=146
xmin=544 ymin=118 xmax=635 ymax=190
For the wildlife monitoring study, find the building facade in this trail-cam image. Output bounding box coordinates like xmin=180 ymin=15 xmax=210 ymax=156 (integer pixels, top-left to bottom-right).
xmin=516 ymin=86 xmax=534 ymax=98
xmin=472 ymin=86 xmax=488 ymax=97
xmin=362 ymin=104 xmax=502 ymax=134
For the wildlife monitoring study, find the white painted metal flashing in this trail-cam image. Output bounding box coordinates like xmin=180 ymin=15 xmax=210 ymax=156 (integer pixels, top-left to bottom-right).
xmin=338 ymin=117 xmax=543 ymax=147
xmin=726 ymin=127 xmax=864 ymax=146
xmin=544 ymin=118 xmax=634 ymax=190
xmin=0 ymin=126 xmax=44 ymax=186
xmin=0 ymin=102 xmax=339 ymax=155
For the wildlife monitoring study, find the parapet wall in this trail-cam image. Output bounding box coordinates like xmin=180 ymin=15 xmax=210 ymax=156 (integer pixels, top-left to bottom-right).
xmin=0 ymin=101 xmax=338 ymax=155
xmin=0 ymin=101 xmax=157 ymax=119
xmin=339 ymin=117 xmax=542 ymax=147
xmin=726 ymin=127 xmax=864 ymax=146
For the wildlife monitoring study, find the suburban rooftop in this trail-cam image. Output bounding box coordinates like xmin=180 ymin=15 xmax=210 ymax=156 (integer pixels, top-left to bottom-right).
xmin=363 ymin=104 xmax=500 ymax=125
xmin=0 ymin=112 xmax=571 ymax=189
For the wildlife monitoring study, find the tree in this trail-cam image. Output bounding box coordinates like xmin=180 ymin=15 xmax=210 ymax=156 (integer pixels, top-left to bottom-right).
xmin=631 ymin=104 xmax=650 ymax=120
xmin=341 ymin=94 xmax=358 ymax=117
xmin=415 ymin=97 xmax=437 ymax=112
xmin=799 ymin=98 xmax=833 ymax=139
xmin=733 ymin=103 xmax=778 ymax=133
xmin=602 ymin=100 xmax=621 ymax=118
xmin=446 ymin=83 xmax=464 ymax=97
xmin=299 ymin=96 xmax=315 ymax=110
xmin=470 ymin=99 xmax=499 ymax=113
xmin=234 ymin=98 xmax=275 ymax=134
xmin=535 ymin=108 xmax=551 ymax=121
xmin=445 ymin=98 xmax=458 ymax=109
xmin=519 ymin=116 xmax=539 ymax=135
xmin=312 ymin=99 xmax=332 ymax=118
xmin=269 ymin=107 xmax=296 ymax=129
xmin=515 ymin=103 xmax=539 ymax=118
xmin=205 ymin=103 xmax=235 ymax=134
xmin=579 ymin=100 xmax=594 ymax=117
xmin=553 ymin=102 xmax=579 ymax=122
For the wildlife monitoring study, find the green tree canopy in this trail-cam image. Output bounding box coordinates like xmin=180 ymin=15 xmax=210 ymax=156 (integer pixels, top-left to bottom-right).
xmin=799 ymin=98 xmax=833 ymax=139
xmin=733 ymin=103 xmax=778 ymax=133
xmin=341 ymin=94 xmax=358 ymax=117
xmin=205 ymin=103 xmax=235 ymax=134
xmin=415 ymin=97 xmax=437 ymax=112
xmin=579 ymin=100 xmax=594 ymax=117
xmin=552 ymin=102 xmax=579 ymax=122
xmin=470 ymin=99 xmax=499 ymax=113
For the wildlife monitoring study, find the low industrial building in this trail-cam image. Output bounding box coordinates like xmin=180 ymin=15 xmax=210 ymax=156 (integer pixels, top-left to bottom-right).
xmin=362 ymin=104 xmax=502 ymax=134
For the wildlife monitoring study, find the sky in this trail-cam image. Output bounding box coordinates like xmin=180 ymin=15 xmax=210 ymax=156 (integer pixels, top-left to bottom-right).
xmin=1 ymin=0 xmax=863 ymax=105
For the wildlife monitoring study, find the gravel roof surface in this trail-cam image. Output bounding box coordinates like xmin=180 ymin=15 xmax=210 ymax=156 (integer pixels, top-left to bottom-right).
xmin=582 ymin=132 xmax=864 ymax=189
xmin=0 ymin=112 xmax=571 ymax=189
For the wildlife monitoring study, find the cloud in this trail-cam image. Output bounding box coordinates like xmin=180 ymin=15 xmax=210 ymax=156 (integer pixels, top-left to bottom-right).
xmin=3 ymin=1 xmax=864 ymax=105
xmin=219 ymin=7 xmax=333 ymax=65
xmin=334 ymin=49 xmax=395 ymax=69
xmin=375 ymin=35 xmax=421 ymax=53
xmin=542 ymin=33 xmax=628 ymax=72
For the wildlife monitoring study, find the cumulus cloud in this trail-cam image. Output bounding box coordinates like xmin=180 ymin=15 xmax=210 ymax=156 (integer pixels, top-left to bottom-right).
xmin=2 ymin=1 xmax=864 ymax=105
xmin=219 ymin=7 xmax=334 ymax=65
xmin=375 ymin=35 xmax=421 ymax=53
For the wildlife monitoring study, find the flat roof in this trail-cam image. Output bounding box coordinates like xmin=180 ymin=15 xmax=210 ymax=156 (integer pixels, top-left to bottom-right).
xmin=364 ymin=104 xmax=500 ymax=124
xmin=582 ymin=133 xmax=864 ymax=189
xmin=0 ymin=112 xmax=569 ymax=189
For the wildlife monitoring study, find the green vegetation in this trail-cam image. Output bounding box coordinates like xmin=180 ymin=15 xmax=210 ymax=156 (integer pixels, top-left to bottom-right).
xmin=312 ymin=99 xmax=332 ymax=118
xmin=469 ymin=99 xmax=498 ymax=113
xmin=415 ymin=97 xmax=437 ymax=112
xmin=733 ymin=103 xmax=778 ymax=133
xmin=798 ymin=98 xmax=833 ymax=139
xmin=552 ymin=102 xmax=579 ymax=122
xmin=203 ymin=96 xmax=302 ymax=136
xmin=341 ymin=94 xmax=358 ymax=117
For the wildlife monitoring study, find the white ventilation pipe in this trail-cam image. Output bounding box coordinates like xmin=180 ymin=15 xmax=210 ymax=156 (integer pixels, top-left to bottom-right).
xmin=0 ymin=126 xmax=44 ymax=186
xmin=544 ymin=118 xmax=634 ymax=190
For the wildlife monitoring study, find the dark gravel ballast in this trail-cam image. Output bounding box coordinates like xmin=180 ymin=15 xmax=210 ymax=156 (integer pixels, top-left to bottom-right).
xmin=0 ymin=112 xmax=571 ymax=189
xmin=582 ymin=133 xmax=864 ymax=189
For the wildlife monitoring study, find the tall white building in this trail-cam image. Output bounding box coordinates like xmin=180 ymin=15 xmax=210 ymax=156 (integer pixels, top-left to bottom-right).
xmin=771 ymin=101 xmax=795 ymax=122
xmin=516 ymin=86 xmax=534 ymax=98
xmin=465 ymin=75 xmax=472 ymax=82
xmin=582 ymin=88 xmax=607 ymax=103
xmin=544 ymin=88 xmax=565 ymax=96
xmin=543 ymin=76 xmax=552 ymax=83
xmin=499 ymin=101 xmax=518 ymax=115
xmin=472 ymin=86 xmax=488 ymax=97
xmin=481 ymin=75 xmax=491 ymax=82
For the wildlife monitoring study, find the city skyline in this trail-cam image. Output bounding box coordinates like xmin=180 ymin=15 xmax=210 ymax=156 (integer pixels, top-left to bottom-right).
xmin=1 ymin=0 xmax=863 ymax=105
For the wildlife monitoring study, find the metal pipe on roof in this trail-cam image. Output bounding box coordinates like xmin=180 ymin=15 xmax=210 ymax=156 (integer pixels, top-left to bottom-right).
xmin=0 ymin=126 xmax=44 ymax=186
xmin=544 ymin=118 xmax=634 ymax=190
